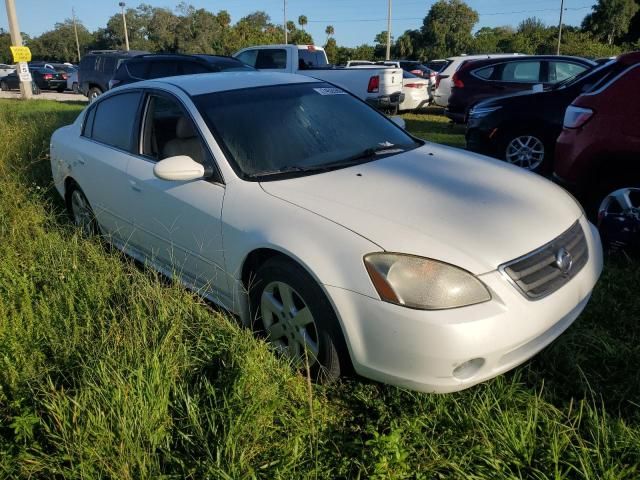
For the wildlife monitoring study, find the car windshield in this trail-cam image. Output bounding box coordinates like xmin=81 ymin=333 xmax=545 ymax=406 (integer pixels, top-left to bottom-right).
xmin=193 ymin=82 xmax=420 ymax=180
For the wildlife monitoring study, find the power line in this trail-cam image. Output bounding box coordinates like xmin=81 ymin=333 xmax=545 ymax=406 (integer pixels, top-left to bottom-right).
xmin=306 ymin=5 xmax=591 ymax=23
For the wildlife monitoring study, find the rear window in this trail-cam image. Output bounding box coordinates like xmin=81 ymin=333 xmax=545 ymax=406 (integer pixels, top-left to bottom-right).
xmin=90 ymin=92 xmax=141 ymax=150
xmin=298 ymin=49 xmax=328 ymax=68
xmin=181 ymin=62 xmax=211 ymax=75
xmin=425 ymin=60 xmax=450 ymax=72
xmin=101 ymin=57 xmax=116 ymax=74
xmin=548 ymin=61 xmax=588 ymax=82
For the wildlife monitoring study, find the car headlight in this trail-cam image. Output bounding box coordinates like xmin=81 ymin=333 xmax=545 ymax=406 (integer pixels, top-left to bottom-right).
xmin=364 ymin=253 xmax=491 ymax=310
xmin=468 ymin=105 xmax=502 ymax=118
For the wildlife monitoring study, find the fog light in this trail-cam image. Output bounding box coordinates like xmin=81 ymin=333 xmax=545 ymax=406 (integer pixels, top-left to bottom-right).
xmin=453 ymin=358 xmax=485 ymax=380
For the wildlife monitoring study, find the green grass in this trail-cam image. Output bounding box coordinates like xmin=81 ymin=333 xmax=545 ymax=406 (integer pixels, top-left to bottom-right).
xmin=0 ymin=98 xmax=639 ymax=479
xmin=403 ymin=108 xmax=467 ymax=148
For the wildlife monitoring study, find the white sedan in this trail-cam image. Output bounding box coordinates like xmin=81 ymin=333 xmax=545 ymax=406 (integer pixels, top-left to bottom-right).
xmin=50 ymin=72 xmax=602 ymax=393
xmin=400 ymin=71 xmax=430 ymax=112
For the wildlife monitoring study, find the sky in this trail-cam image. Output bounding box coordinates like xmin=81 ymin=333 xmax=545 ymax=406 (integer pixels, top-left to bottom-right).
xmin=0 ymin=0 xmax=594 ymax=48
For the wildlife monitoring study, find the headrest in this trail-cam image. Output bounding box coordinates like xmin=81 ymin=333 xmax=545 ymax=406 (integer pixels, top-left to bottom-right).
xmin=176 ymin=116 xmax=196 ymax=139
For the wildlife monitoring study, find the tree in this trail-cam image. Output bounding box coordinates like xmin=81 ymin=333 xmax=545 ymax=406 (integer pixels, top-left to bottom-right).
xmin=324 ymin=37 xmax=338 ymax=64
xmin=471 ymin=26 xmax=515 ymax=54
xmin=394 ymin=29 xmax=423 ymax=59
xmin=582 ymin=0 xmax=639 ymax=44
xmin=373 ymin=30 xmax=392 ymax=59
xmin=0 ymin=29 xmax=12 ymax=64
xmin=298 ymin=15 xmax=308 ymax=31
xmin=28 ymin=19 xmax=94 ymax=62
xmin=421 ymin=0 xmax=479 ymax=58
xmin=325 ymin=25 xmax=335 ymax=42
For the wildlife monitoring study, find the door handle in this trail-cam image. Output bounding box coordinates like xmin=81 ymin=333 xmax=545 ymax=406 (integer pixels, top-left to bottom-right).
xmin=129 ymin=179 xmax=142 ymax=192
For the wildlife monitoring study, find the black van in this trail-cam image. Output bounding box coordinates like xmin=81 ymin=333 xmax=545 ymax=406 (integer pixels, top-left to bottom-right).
xmin=78 ymin=50 xmax=148 ymax=101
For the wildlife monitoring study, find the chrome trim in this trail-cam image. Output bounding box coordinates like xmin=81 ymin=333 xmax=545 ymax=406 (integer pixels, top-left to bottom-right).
xmin=498 ymin=220 xmax=588 ymax=300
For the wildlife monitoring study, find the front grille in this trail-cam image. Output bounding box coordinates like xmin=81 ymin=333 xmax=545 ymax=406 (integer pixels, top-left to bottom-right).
xmin=500 ymin=221 xmax=588 ymax=300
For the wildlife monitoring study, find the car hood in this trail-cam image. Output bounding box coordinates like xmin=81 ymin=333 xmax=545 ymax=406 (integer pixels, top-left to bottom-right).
xmin=260 ymin=144 xmax=583 ymax=274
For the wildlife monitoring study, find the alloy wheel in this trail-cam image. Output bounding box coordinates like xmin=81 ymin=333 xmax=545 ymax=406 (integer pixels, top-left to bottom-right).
xmin=260 ymin=281 xmax=320 ymax=365
xmin=598 ymin=187 xmax=640 ymax=225
xmin=505 ymin=135 xmax=545 ymax=170
xmin=70 ymin=190 xmax=94 ymax=236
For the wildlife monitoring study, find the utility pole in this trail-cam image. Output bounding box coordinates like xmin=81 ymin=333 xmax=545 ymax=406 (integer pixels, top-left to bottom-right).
xmin=119 ymin=2 xmax=129 ymax=51
xmin=72 ymin=7 xmax=81 ymax=63
xmin=283 ymin=0 xmax=288 ymax=44
xmin=556 ymin=0 xmax=564 ymax=55
xmin=4 ymin=0 xmax=32 ymax=99
xmin=386 ymin=0 xmax=392 ymax=60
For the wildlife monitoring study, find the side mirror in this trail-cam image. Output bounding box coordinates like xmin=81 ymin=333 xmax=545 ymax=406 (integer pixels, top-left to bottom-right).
xmin=531 ymin=83 xmax=544 ymax=93
xmin=153 ymin=155 xmax=205 ymax=181
xmin=390 ymin=116 xmax=406 ymax=129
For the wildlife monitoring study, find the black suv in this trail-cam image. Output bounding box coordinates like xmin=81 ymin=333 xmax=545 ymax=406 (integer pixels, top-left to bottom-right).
xmin=110 ymin=54 xmax=255 ymax=89
xmin=79 ymin=50 xmax=148 ymax=101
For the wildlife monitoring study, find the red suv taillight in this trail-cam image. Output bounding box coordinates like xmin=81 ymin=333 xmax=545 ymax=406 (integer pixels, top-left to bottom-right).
xmin=563 ymin=105 xmax=594 ymax=129
xmin=43 ymin=74 xmax=53 ymax=80
xmin=452 ymin=72 xmax=464 ymax=88
xmin=367 ymin=75 xmax=380 ymax=93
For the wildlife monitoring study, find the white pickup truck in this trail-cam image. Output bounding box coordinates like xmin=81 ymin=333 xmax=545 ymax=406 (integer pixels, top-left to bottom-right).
xmin=234 ymin=44 xmax=404 ymax=112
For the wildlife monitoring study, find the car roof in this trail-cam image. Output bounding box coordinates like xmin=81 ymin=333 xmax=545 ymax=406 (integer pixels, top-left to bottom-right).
xmin=120 ymin=71 xmax=318 ymax=96
xmin=459 ymin=55 xmax=597 ymax=70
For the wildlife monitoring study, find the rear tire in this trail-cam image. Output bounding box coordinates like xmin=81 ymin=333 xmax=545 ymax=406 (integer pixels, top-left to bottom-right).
xmin=248 ymin=257 xmax=350 ymax=383
xmin=32 ymin=83 xmax=41 ymax=95
xmin=0 ymin=81 xmax=7 ymax=91
xmin=67 ymin=184 xmax=98 ymax=236
xmin=87 ymin=87 xmax=102 ymax=102
xmin=72 ymin=82 xmax=79 ymax=94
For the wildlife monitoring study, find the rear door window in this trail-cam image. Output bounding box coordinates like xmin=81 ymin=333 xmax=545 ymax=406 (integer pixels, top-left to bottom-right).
xmin=255 ymin=49 xmax=287 ymax=69
xmin=148 ymin=61 xmax=180 ymax=79
xmin=181 ymin=62 xmax=211 ymax=75
xmin=500 ymin=61 xmax=542 ymax=82
xmin=548 ymin=61 xmax=588 ymax=83
xmin=126 ymin=61 xmax=148 ymax=79
xmin=101 ymin=57 xmax=116 ymax=74
xmin=90 ymin=92 xmax=142 ymax=151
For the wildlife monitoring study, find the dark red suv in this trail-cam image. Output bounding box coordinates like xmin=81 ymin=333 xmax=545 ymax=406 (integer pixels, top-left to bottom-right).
xmin=554 ymin=51 xmax=640 ymax=248
xmin=446 ymin=55 xmax=596 ymax=123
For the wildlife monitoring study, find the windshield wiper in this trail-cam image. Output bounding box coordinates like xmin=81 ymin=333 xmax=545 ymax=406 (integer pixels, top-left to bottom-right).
xmin=250 ymin=143 xmax=407 ymax=179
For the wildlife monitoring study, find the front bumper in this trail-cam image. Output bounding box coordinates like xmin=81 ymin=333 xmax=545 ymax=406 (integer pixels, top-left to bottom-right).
xmin=367 ymin=91 xmax=405 ymax=110
xmin=326 ymin=217 xmax=603 ymax=393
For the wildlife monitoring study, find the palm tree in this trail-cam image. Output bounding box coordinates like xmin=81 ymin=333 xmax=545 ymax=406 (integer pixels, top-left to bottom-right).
xmin=298 ymin=15 xmax=308 ymax=32
xmin=325 ymin=25 xmax=335 ymax=42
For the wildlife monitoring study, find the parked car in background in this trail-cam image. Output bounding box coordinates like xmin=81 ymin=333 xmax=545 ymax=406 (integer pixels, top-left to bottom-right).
xmin=400 ymin=71 xmax=430 ymax=111
xmin=445 ymin=55 xmax=596 ymax=123
xmin=424 ymin=59 xmax=449 ymax=73
xmin=109 ymin=53 xmax=255 ymax=89
xmin=553 ymin=52 xmax=640 ymax=249
xmin=235 ymin=45 xmax=404 ymax=112
xmin=0 ymin=63 xmax=15 ymax=77
xmin=67 ymin=69 xmax=79 ymax=93
xmin=465 ymin=55 xmax=631 ymax=172
xmin=433 ymin=54 xmax=523 ymax=107
xmin=79 ymin=50 xmax=149 ymax=101
xmin=50 ymin=71 xmax=602 ymax=393
xmin=1 ymin=67 xmax=66 ymax=93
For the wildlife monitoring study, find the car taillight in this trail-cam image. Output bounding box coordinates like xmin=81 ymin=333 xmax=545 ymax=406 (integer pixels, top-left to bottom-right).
xmin=452 ymin=72 xmax=464 ymax=88
xmin=43 ymin=74 xmax=53 ymax=80
xmin=405 ymin=83 xmax=425 ymax=88
xmin=367 ymin=75 xmax=380 ymax=93
xmin=435 ymin=74 xmax=442 ymax=89
xmin=563 ymin=105 xmax=594 ymax=129
xmin=61 ymin=73 xmax=68 ymax=79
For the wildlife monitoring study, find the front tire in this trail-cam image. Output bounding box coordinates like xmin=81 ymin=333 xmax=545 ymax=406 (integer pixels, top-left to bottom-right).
xmin=249 ymin=257 xmax=350 ymax=383
xmin=501 ymin=131 xmax=549 ymax=172
xmin=0 ymin=81 xmax=7 ymax=91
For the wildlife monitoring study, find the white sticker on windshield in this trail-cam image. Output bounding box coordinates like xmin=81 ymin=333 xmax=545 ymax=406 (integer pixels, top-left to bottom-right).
xmin=313 ymin=87 xmax=347 ymax=95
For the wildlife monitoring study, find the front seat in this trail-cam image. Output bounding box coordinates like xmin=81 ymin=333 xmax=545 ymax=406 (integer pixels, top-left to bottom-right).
xmin=162 ymin=116 xmax=204 ymax=164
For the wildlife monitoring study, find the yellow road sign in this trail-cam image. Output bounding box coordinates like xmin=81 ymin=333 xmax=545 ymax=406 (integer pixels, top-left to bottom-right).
xmin=10 ymin=46 xmax=32 ymax=63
